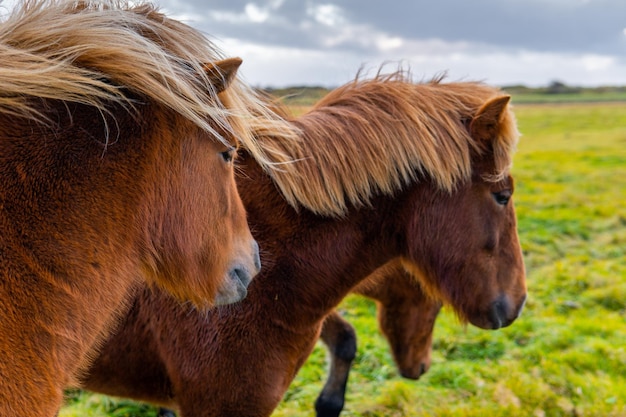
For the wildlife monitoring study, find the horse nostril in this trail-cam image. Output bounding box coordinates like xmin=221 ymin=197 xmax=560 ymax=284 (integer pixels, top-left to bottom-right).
xmin=232 ymin=268 xmax=252 ymax=288
xmin=489 ymin=297 xmax=510 ymax=329
xmin=215 ymin=267 xmax=251 ymax=306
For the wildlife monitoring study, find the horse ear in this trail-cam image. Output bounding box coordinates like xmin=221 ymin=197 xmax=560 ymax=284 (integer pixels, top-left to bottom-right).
xmin=204 ymin=57 xmax=243 ymax=93
xmin=469 ymin=95 xmax=511 ymax=141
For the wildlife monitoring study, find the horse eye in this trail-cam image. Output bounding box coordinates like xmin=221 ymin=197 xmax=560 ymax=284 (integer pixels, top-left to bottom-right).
xmin=492 ymin=190 xmax=512 ymax=206
xmin=220 ymin=148 xmax=235 ymax=163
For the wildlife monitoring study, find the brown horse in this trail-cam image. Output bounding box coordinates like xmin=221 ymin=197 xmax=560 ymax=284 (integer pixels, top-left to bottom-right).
xmin=0 ymin=1 xmax=294 ymax=415
xmin=82 ymin=72 xmax=526 ymax=416
xmin=316 ymin=259 xmax=442 ymax=417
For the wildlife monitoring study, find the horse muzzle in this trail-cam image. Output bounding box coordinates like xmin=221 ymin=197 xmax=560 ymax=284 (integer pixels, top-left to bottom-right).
xmin=214 ymin=240 xmax=261 ymax=306
xmin=399 ymin=361 xmax=429 ymax=380
xmin=488 ymin=293 xmax=526 ymax=330
xmin=469 ymin=293 xmax=527 ymax=330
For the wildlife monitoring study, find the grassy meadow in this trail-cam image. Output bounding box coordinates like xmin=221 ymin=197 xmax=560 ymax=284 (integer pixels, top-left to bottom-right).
xmin=60 ymin=99 xmax=626 ymax=417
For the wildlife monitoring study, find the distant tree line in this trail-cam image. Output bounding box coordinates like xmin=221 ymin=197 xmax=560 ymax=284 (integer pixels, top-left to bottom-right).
xmin=502 ymin=81 xmax=626 ymax=95
xmin=262 ymin=81 xmax=626 ymax=106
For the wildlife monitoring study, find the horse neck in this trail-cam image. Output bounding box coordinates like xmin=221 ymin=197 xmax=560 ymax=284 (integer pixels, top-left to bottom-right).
xmin=238 ymin=154 xmax=405 ymax=328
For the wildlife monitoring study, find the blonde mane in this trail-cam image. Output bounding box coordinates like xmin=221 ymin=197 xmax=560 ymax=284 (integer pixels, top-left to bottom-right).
xmin=255 ymin=71 xmax=519 ymax=216
xmin=0 ymin=0 xmax=291 ymax=165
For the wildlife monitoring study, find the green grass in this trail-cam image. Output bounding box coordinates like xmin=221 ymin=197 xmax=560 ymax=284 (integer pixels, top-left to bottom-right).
xmin=60 ymin=102 xmax=626 ymax=417
xmin=60 ymin=390 xmax=160 ymax=417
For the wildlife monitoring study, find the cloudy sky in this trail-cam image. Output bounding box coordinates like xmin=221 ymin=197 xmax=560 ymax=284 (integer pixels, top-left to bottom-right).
xmin=154 ymin=0 xmax=625 ymax=88
xmin=2 ymin=0 xmax=622 ymax=88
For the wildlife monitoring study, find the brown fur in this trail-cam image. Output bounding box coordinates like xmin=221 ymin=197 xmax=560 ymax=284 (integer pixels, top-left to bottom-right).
xmin=0 ymin=1 xmax=285 ymax=415
xmin=82 ymin=74 xmax=527 ymax=416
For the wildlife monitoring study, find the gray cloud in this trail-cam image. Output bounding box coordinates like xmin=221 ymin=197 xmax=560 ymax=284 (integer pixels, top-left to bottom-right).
xmin=165 ymin=0 xmax=625 ymax=53
xmin=342 ymin=0 xmax=626 ymax=55
xmin=157 ymin=0 xmax=626 ymax=86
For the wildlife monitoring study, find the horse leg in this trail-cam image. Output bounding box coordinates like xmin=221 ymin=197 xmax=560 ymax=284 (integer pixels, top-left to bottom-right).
xmin=314 ymin=311 xmax=357 ymax=417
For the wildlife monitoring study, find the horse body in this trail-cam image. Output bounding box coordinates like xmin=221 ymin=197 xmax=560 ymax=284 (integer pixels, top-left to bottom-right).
xmin=0 ymin=102 xmax=163 ymax=415
xmin=0 ymin=1 xmax=289 ymax=414
xmin=83 ymin=74 xmax=526 ymax=416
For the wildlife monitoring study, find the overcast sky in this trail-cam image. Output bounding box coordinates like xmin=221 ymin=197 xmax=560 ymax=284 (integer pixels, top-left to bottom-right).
xmin=154 ymin=0 xmax=625 ymax=88
xmin=1 ymin=0 xmax=622 ymax=88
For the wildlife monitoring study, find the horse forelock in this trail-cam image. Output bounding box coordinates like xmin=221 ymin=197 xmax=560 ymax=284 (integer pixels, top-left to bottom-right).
xmin=0 ymin=0 xmax=287 ymax=154
xmin=253 ymin=70 xmax=520 ymax=217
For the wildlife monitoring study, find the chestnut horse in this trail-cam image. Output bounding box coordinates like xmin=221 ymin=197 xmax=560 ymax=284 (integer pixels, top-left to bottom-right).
xmin=316 ymin=259 xmax=442 ymax=417
xmin=0 ymin=1 xmax=294 ymax=415
xmin=82 ymin=72 xmax=526 ymax=416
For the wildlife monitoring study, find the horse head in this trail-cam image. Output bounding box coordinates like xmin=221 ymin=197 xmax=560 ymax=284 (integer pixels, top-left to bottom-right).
xmin=356 ymin=261 xmax=441 ymax=379
xmin=140 ymin=57 xmax=261 ymax=308
xmin=400 ymin=95 xmax=526 ymax=330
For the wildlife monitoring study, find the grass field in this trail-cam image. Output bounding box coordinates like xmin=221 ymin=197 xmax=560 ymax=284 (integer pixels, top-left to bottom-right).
xmin=60 ymin=101 xmax=626 ymax=417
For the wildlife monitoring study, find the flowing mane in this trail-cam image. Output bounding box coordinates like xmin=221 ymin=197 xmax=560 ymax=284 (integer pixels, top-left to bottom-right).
xmin=256 ymin=71 xmax=519 ymax=216
xmin=0 ymin=0 xmax=289 ymax=165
